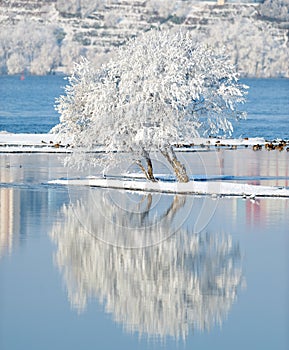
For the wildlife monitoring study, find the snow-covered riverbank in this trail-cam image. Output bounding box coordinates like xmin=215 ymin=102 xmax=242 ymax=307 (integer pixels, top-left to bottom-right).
xmin=50 ymin=176 xmax=289 ymax=198
xmin=1 ymin=132 xmax=288 ymax=153
xmin=1 ymin=133 xmax=288 ymax=197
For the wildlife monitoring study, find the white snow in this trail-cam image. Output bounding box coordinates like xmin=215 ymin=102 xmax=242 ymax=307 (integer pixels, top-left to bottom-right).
xmin=0 ymin=132 xmax=57 ymax=145
xmin=2 ymin=132 xmax=288 ymax=197
xmin=0 ymin=133 xmax=72 ymax=153
xmin=0 ymin=132 xmax=268 ymax=153
xmin=49 ymin=176 xmax=289 ymax=198
xmin=1 ymin=0 xmax=288 ymax=78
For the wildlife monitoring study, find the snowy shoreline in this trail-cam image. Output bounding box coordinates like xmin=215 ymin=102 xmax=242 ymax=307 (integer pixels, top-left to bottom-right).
xmin=50 ymin=176 xmax=289 ymax=198
xmin=1 ymin=132 xmax=288 ymax=153
xmin=1 ymin=133 xmax=289 ymax=198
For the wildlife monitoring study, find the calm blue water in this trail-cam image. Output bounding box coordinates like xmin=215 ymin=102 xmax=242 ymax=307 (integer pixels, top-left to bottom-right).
xmin=0 ymin=151 xmax=288 ymax=350
xmin=0 ymin=75 xmax=288 ymax=139
xmin=237 ymin=79 xmax=289 ymax=140
xmin=0 ymin=75 xmax=65 ymax=133
xmin=0 ymin=77 xmax=289 ymax=350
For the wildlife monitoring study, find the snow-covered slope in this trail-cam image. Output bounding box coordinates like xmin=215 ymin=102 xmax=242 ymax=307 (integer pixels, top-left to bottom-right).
xmin=0 ymin=0 xmax=288 ymax=76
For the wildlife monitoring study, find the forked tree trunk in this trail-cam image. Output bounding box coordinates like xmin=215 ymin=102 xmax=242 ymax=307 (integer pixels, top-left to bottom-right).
xmin=161 ymin=146 xmax=189 ymax=183
xmin=135 ymin=149 xmax=156 ymax=182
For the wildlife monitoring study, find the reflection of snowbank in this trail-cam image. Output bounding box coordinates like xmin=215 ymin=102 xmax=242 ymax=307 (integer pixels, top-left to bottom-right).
xmin=50 ymin=192 xmax=244 ymax=340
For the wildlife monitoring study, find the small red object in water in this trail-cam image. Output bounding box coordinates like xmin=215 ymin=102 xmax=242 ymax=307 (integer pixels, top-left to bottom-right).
xmin=20 ymin=73 xmax=25 ymax=80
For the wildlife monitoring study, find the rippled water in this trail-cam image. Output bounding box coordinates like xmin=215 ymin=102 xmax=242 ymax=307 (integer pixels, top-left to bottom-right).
xmin=0 ymin=77 xmax=289 ymax=349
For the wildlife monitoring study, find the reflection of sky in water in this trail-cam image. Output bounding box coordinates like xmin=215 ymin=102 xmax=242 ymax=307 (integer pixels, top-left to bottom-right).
xmin=0 ymin=153 xmax=288 ymax=349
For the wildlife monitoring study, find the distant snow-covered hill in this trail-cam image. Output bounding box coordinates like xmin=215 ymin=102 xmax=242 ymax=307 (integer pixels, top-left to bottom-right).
xmin=0 ymin=0 xmax=288 ymax=76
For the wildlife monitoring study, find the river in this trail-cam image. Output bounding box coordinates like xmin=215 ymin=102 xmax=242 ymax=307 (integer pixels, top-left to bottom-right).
xmin=0 ymin=76 xmax=288 ymax=350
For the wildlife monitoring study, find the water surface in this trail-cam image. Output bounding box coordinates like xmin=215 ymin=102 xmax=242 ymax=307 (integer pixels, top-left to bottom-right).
xmin=0 ymin=77 xmax=288 ymax=349
xmin=0 ymin=76 xmax=288 ymax=139
xmin=0 ymin=152 xmax=288 ymax=350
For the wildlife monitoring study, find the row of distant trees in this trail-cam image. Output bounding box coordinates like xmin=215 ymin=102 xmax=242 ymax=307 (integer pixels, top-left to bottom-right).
xmin=0 ymin=0 xmax=288 ymax=76
xmin=0 ymin=21 xmax=60 ymax=75
xmin=55 ymin=0 xmax=191 ymax=19
xmin=259 ymin=0 xmax=289 ymax=21
xmin=55 ymin=0 xmax=289 ymax=20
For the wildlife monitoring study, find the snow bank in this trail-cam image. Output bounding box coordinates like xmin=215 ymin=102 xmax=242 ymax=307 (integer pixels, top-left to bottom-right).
xmin=49 ymin=177 xmax=289 ymax=198
xmin=0 ymin=132 xmax=57 ymax=145
xmin=0 ymin=132 xmax=271 ymax=153
xmin=0 ymin=133 xmax=71 ymax=153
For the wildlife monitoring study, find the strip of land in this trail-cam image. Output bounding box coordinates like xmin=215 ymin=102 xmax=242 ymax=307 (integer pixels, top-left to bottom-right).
xmin=1 ymin=132 xmax=287 ymax=153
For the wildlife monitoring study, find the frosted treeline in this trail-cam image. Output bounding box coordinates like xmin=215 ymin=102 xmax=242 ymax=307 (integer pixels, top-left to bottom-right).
xmin=50 ymin=191 xmax=244 ymax=339
xmin=259 ymin=0 xmax=289 ymax=21
xmin=0 ymin=0 xmax=288 ymax=76
xmin=0 ymin=20 xmax=61 ymax=75
xmin=55 ymin=0 xmax=191 ymax=18
xmin=198 ymin=17 xmax=289 ymax=77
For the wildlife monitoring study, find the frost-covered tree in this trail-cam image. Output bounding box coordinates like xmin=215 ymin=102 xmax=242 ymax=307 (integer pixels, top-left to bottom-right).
xmin=52 ymin=30 xmax=247 ymax=182
xmin=200 ymin=16 xmax=289 ymax=78
xmin=0 ymin=20 xmax=60 ymax=75
xmin=147 ymin=0 xmax=191 ymax=19
xmin=56 ymin=0 xmax=120 ymax=18
xmin=259 ymin=0 xmax=289 ymax=21
xmin=59 ymin=42 xmax=84 ymax=76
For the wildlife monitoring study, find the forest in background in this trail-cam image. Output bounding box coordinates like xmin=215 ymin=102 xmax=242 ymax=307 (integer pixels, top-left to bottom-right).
xmin=0 ymin=0 xmax=288 ymax=77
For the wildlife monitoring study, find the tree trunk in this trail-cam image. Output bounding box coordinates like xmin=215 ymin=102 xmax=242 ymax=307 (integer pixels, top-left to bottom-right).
xmin=161 ymin=146 xmax=189 ymax=183
xmin=135 ymin=150 xmax=156 ymax=182
xmin=145 ymin=154 xmax=156 ymax=182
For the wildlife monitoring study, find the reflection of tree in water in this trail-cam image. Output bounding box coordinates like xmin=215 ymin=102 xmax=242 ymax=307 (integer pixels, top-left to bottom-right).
xmin=60 ymin=190 xmax=189 ymax=248
xmin=50 ymin=191 xmax=244 ymax=340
